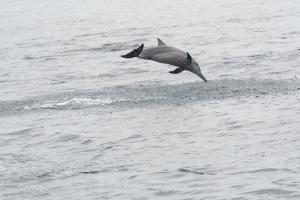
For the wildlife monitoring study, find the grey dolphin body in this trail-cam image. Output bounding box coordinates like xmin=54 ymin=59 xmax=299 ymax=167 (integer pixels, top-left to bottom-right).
xmin=121 ymin=38 xmax=207 ymax=82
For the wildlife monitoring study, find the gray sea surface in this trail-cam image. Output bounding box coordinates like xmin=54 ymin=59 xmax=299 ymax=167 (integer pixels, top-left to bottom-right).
xmin=1 ymin=0 xmax=300 ymax=199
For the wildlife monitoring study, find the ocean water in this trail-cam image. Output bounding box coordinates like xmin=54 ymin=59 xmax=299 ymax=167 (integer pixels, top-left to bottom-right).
xmin=1 ymin=0 xmax=300 ymax=199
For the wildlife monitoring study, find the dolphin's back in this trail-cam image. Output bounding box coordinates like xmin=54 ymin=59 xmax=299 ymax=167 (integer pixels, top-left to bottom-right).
xmin=139 ymin=46 xmax=188 ymax=67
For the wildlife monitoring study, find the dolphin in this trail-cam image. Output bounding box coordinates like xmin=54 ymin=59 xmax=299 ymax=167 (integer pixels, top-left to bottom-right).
xmin=121 ymin=38 xmax=207 ymax=82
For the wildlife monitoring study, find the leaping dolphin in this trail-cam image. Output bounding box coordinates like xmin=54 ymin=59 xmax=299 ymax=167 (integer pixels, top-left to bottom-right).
xmin=121 ymin=38 xmax=207 ymax=82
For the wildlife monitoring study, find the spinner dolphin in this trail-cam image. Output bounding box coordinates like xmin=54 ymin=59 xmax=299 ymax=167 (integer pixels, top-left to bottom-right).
xmin=121 ymin=38 xmax=207 ymax=82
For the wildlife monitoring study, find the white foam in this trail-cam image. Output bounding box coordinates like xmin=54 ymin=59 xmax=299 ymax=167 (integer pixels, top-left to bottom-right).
xmin=24 ymin=97 xmax=128 ymax=110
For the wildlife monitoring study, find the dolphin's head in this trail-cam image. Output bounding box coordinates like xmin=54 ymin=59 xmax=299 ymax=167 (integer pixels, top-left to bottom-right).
xmin=187 ymin=53 xmax=208 ymax=82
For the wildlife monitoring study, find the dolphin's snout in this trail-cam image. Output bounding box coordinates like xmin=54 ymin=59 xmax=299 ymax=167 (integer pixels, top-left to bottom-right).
xmin=196 ymin=71 xmax=208 ymax=82
xmin=192 ymin=64 xmax=207 ymax=82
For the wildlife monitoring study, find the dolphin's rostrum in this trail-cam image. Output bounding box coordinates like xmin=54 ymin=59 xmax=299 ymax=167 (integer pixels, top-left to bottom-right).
xmin=121 ymin=38 xmax=207 ymax=82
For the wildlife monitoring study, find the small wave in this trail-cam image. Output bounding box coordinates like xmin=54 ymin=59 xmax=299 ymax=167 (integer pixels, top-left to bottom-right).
xmin=6 ymin=128 xmax=33 ymax=136
xmin=79 ymin=170 xmax=101 ymax=175
xmin=178 ymin=168 xmax=204 ymax=175
xmin=229 ymin=168 xmax=293 ymax=175
xmin=244 ymin=188 xmax=295 ymax=195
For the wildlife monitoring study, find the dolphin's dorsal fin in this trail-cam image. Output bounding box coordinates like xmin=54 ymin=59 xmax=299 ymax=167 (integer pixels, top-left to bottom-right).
xmin=187 ymin=52 xmax=192 ymax=63
xmin=157 ymin=38 xmax=166 ymax=46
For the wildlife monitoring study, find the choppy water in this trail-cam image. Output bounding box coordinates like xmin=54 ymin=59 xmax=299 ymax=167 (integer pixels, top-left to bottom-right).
xmin=1 ymin=0 xmax=300 ymax=199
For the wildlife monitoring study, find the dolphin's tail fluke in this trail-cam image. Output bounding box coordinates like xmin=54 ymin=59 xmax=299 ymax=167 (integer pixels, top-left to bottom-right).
xmin=121 ymin=44 xmax=144 ymax=58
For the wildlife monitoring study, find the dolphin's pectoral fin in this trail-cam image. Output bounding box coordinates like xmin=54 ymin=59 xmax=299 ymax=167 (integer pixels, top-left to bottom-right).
xmin=121 ymin=44 xmax=144 ymax=58
xmin=187 ymin=52 xmax=192 ymax=64
xmin=169 ymin=68 xmax=184 ymax=74
xmin=157 ymin=38 xmax=167 ymax=46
